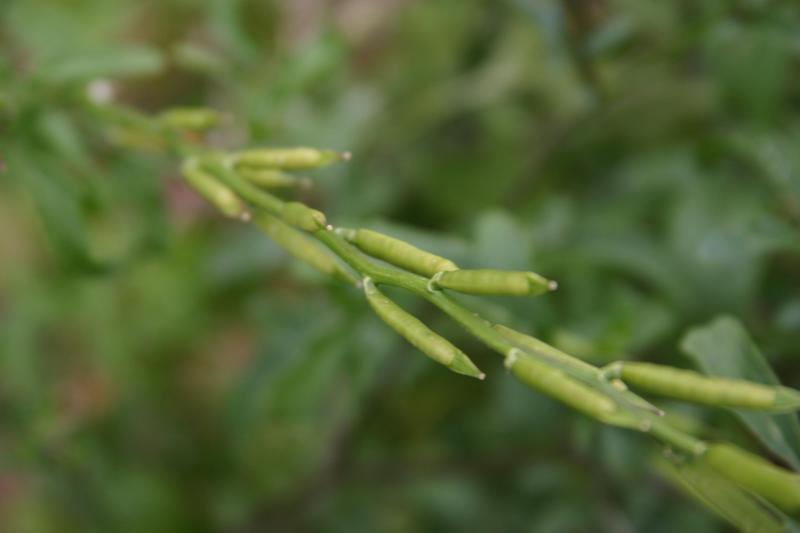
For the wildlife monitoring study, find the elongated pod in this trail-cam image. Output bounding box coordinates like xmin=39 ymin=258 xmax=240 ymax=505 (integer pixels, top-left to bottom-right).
xmin=254 ymin=213 xmax=355 ymax=284
xmin=181 ymin=158 xmax=248 ymax=219
xmin=705 ymin=443 xmax=800 ymax=514
xmin=237 ymin=168 xmax=309 ymax=189
xmin=611 ymin=362 xmax=800 ymax=412
xmin=504 ymin=350 xmax=634 ymax=427
xmin=432 ymin=269 xmax=556 ymax=296
xmin=363 ymin=278 xmax=484 ymax=379
xmin=234 ymin=147 xmax=349 ymax=170
xmin=158 ymin=107 xmax=222 ymax=131
xmin=342 ymin=228 xmax=457 ymax=277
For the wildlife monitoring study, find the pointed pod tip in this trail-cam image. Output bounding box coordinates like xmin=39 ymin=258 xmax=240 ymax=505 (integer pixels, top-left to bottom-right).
xmin=311 ymin=210 xmax=327 ymax=228
xmin=447 ymin=352 xmax=485 ymax=380
xmin=772 ymin=387 xmax=800 ymax=412
xmin=522 ymin=271 xmax=555 ymax=296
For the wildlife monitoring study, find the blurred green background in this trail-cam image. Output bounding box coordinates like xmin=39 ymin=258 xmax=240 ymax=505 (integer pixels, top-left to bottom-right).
xmin=1 ymin=0 xmax=800 ymax=531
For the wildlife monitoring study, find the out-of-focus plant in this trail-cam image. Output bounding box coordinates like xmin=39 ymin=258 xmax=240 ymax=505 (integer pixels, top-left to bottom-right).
xmin=95 ymin=104 xmax=800 ymax=532
xmin=3 ymin=1 xmax=800 ymax=532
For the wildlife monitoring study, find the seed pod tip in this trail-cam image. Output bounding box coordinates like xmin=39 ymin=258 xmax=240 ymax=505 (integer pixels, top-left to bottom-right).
xmin=447 ymin=351 xmax=485 ymax=380
xmin=773 ymin=387 xmax=800 ymax=412
xmin=280 ymin=202 xmax=327 ymax=231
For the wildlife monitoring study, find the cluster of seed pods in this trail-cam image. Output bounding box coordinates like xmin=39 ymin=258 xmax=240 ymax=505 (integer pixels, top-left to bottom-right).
xmin=162 ymin=108 xmax=800 ymax=518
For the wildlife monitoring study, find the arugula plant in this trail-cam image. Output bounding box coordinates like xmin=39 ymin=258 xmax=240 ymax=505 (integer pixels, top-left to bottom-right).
xmin=91 ymin=103 xmax=800 ymax=532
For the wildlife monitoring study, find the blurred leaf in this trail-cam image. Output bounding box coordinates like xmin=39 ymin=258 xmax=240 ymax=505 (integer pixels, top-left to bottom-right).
xmin=39 ymin=45 xmax=164 ymax=84
xmin=472 ymin=210 xmax=532 ymax=270
xmin=8 ymin=149 xmax=101 ymax=272
xmin=657 ymin=456 xmax=786 ymax=533
xmin=681 ymin=315 xmax=800 ymax=469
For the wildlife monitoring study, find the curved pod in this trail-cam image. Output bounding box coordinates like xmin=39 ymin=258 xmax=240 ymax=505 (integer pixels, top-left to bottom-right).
xmin=363 ymin=278 xmax=483 ymax=379
xmin=348 ymin=229 xmax=457 ymax=277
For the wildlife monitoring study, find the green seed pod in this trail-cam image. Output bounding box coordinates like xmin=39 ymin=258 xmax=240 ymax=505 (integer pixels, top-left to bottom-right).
xmin=705 ymin=443 xmax=800 ymax=514
xmin=234 ymin=147 xmax=349 ymax=170
xmin=181 ymin=158 xmax=247 ymax=219
xmin=253 ymin=213 xmax=355 ymax=284
xmin=614 ymin=362 xmax=800 ymax=412
xmin=344 ymin=228 xmax=458 ymax=277
xmin=363 ymin=278 xmax=484 ymax=380
xmin=280 ymin=202 xmax=327 ymax=232
xmin=504 ymin=350 xmax=633 ymax=427
xmin=237 ymin=167 xmax=309 ymax=189
xmin=158 ymin=107 xmax=223 ymax=131
xmin=432 ymin=269 xmax=556 ymax=296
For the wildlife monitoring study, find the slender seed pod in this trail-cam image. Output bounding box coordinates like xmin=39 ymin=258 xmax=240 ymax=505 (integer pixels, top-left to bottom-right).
xmin=343 ymin=228 xmax=458 ymax=277
xmin=253 ymin=213 xmax=356 ymax=284
xmin=363 ymin=278 xmax=484 ymax=380
xmin=234 ymin=147 xmax=350 ymax=170
xmin=432 ymin=269 xmax=556 ymax=296
xmin=237 ymin=167 xmax=309 ymax=189
xmin=493 ymin=324 xmax=599 ymax=376
xmin=158 ymin=107 xmax=223 ymax=131
xmin=280 ymin=202 xmax=327 ymax=232
xmin=504 ymin=349 xmax=634 ymax=427
xmin=614 ymin=362 xmax=800 ymax=412
xmin=181 ymin=158 xmax=248 ymax=219
xmin=705 ymin=443 xmax=800 ymax=514
xmin=200 ymin=157 xmax=284 ymax=213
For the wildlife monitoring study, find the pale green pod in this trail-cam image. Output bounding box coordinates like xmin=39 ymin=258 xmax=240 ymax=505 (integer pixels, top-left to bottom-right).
xmin=280 ymin=202 xmax=327 ymax=232
xmin=234 ymin=147 xmax=349 ymax=170
xmin=158 ymin=107 xmax=222 ymax=131
xmin=615 ymin=362 xmax=800 ymax=412
xmin=345 ymin=228 xmax=458 ymax=277
xmin=705 ymin=443 xmax=800 ymax=514
xmin=660 ymin=457 xmax=784 ymax=533
xmin=432 ymin=269 xmax=556 ymax=296
xmin=496 ymin=324 xmax=675 ymax=415
xmin=181 ymin=158 xmax=247 ymax=219
xmin=363 ymin=278 xmax=484 ymax=380
xmin=253 ymin=213 xmax=355 ymax=284
xmin=237 ymin=167 xmax=308 ymax=189
xmin=504 ymin=350 xmax=632 ymax=427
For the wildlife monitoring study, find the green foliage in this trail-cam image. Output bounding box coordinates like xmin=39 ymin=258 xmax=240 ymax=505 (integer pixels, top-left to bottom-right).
xmin=2 ymin=1 xmax=800 ymax=532
xmin=683 ymin=317 xmax=800 ymax=471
